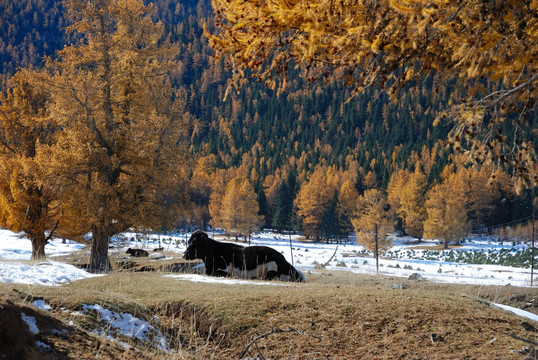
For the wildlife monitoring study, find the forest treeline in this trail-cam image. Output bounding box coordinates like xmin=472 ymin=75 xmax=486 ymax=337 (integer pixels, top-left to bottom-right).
xmin=0 ymin=0 xmax=537 ymax=267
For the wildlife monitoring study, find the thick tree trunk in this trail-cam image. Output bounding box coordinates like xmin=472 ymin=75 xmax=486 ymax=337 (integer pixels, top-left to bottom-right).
xmin=88 ymin=225 xmax=112 ymax=273
xmin=31 ymin=235 xmax=46 ymax=261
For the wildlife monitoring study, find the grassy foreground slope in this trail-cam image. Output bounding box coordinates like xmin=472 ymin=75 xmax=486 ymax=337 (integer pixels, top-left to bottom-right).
xmin=1 ymin=263 xmax=537 ymax=359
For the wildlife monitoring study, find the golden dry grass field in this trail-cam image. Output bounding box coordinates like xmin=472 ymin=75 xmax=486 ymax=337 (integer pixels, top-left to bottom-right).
xmin=1 ymin=252 xmax=537 ymax=359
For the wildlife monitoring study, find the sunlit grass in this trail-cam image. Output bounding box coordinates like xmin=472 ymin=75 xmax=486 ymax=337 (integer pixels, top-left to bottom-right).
xmin=2 ymin=268 xmax=536 ymax=359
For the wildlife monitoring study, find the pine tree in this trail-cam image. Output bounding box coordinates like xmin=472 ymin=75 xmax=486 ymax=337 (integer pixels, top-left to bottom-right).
xmin=41 ymin=0 xmax=190 ymax=272
xmin=336 ymin=180 xmax=359 ymax=236
xmin=256 ymin=181 xmax=270 ymax=228
xmin=320 ymin=190 xmax=340 ymax=241
xmin=467 ymin=167 xmax=500 ymax=231
xmin=272 ymin=180 xmax=292 ymax=232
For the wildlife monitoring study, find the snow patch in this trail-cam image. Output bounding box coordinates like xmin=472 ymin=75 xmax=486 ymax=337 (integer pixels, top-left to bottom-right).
xmin=21 ymin=313 xmax=39 ymax=334
xmin=0 ymin=260 xmax=102 ymax=286
xmin=165 ymin=273 xmax=290 ymax=286
xmin=32 ymin=299 xmax=53 ymax=311
xmin=81 ymin=304 xmax=169 ymax=351
xmin=491 ymin=303 xmax=538 ymax=323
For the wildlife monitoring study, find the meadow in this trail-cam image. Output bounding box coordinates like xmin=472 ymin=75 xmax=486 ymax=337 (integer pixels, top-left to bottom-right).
xmin=1 ymin=231 xmax=537 ymax=359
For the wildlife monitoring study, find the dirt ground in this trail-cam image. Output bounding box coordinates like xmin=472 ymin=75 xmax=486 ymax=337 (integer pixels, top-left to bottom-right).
xmin=1 ymin=252 xmax=537 ymax=359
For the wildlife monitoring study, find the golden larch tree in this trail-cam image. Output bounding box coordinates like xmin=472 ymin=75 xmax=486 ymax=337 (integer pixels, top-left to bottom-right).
xmin=220 ymin=176 xmax=263 ymax=240
xmin=207 ymin=0 xmax=538 ymax=185
xmin=295 ymin=166 xmax=334 ymax=239
xmin=189 ymin=154 xmax=217 ymax=229
xmin=41 ymin=0 xmax=190 ymax=272
xmin=209 ymin=168 xmax=235 ymax=230
xmin=398 ymin=166 xmax=427 ymax=240
xmin=0 ymin=70 xmax=62 ymax=260
xmin=351 ymin=188 xmax=395 ymax=252
xmin=424 ymin=171 xmax=470 ymax=249
xmin=386 ymin=168 xmax=411 ymax=232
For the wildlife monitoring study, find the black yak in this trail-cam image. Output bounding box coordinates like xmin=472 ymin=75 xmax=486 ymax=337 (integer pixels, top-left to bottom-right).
xmin=183 ymin=230 xmax=305 ymax=282
xmin=126 ymin=248 xmax=149 ymax=257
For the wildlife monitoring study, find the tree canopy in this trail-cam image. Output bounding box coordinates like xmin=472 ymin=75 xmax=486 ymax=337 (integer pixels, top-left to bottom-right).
xmin=207 ymin=0 xmax=538 ymax=185
xmin=0 ymin=70 xmax=61 ymax=259
xmin=40 ymin=0 xmax=190 ymax=272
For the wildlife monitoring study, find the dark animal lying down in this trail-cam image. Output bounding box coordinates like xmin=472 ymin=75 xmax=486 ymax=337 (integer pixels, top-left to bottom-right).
xmin=184 ymin=230 xmax=305 ymax=282
xmin=126 ymin=248 xmax=149 ymax=257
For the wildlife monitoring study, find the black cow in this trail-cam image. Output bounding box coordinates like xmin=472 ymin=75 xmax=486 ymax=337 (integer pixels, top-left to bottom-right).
xmin=184 ymin=230 xmax=305 ymax=282
xmin=126 ymin=248 xmax=149 ymax=257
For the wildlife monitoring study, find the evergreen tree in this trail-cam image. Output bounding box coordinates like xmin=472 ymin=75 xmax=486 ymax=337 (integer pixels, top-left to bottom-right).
xmin=320 ymin=190 xmax=340 ymax=240
xmin=256 ymin=181 xmax=270 ymax=228
xmin=272 ymin=180 xmax=292 ymax=232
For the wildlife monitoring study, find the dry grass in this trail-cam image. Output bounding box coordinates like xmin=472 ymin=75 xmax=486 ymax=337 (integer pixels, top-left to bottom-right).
xmin=1 ymin=254 xmax=537 ymax=359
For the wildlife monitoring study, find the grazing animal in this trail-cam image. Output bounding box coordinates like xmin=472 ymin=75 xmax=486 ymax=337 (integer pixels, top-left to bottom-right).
xmin=126 ymin=248 xmax=149 ymax=257
xmin=184 ymin=230 xmax=305 ymax=282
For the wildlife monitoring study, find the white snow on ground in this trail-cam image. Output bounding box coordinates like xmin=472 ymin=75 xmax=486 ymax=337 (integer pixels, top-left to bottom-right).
xmin=112 ymin=231 xmax=536 ymax=286
xmin=165 ymin=273 xmax=290 ymax=286
xmin=21 ymin=313 xmax=39 ymax=334
xmin=25 ymin=299 xmax=169 ymax=351
xmin=0 ymin=260 xmax=102 ymax=286
xmin=81 ymin=304 xmax=169 ymax=351
xmin=32 ymin=299 xmax=53 ymax=311
xmin=0 ymin=229 xmax=86 ymax=260
xmin=0 ymin=229 xmax=536 ymax=288
xmin=0 ymin=230 xmax=100 ymax=286
xmin=491 ymin=303 xmax=538 ymax=323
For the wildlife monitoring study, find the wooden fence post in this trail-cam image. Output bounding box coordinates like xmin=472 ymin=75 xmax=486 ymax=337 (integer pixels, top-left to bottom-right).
xmin=375 ymin=223 xmax=379 ymax=275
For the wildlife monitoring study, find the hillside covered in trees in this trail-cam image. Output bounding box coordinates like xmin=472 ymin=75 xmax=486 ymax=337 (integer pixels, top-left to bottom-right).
xmin=0 ymin=0 xmax=537 ymax=259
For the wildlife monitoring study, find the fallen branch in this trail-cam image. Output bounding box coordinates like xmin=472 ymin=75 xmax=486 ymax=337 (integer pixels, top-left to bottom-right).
xmin=239 ymin=327 xmax=321 ymax=359
xmin=507 ymin=333 xmax=538 ymax=347
xmin=323 ymin=246 xmax=339 ymax=268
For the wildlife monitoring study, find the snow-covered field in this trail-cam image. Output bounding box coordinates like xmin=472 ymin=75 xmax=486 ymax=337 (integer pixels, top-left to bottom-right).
xmin=0 ymin=229 xmax=536 ymax=288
